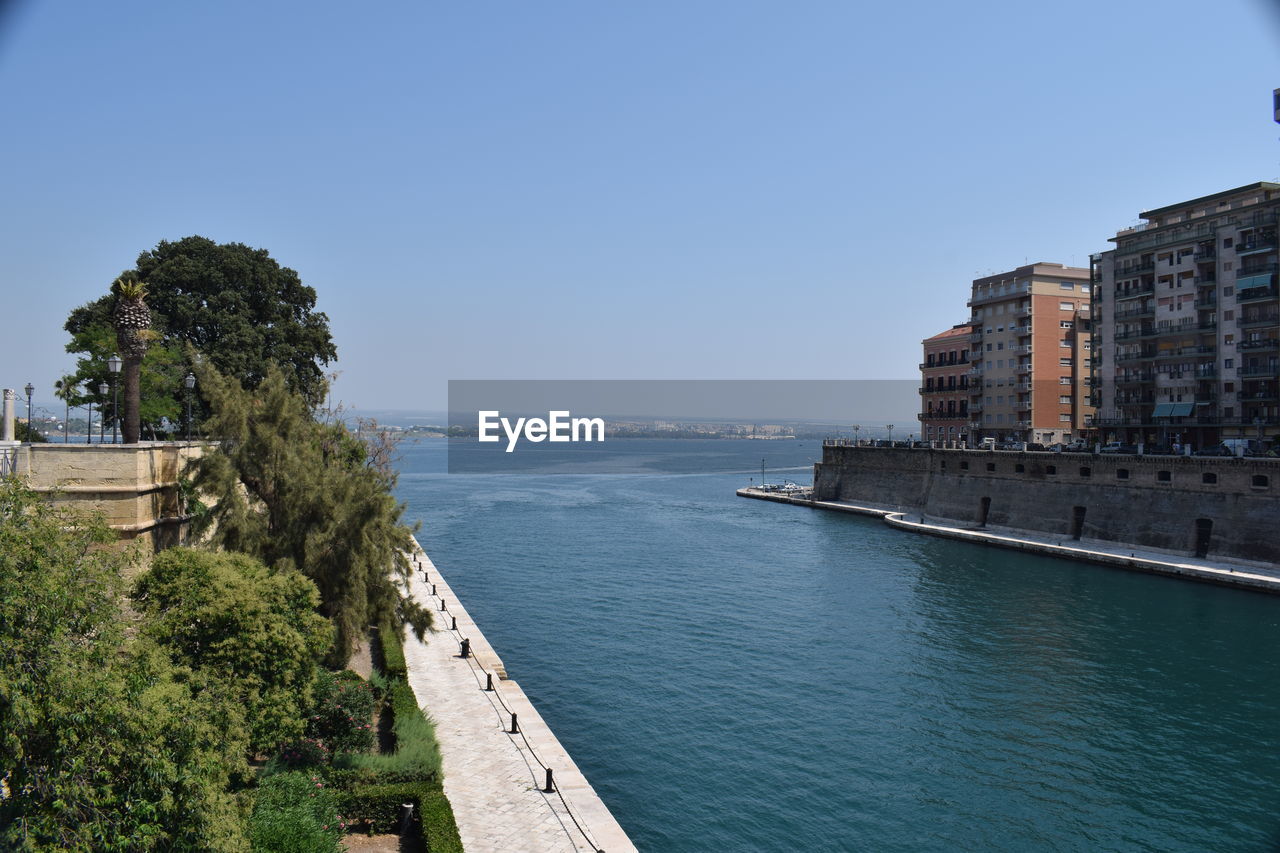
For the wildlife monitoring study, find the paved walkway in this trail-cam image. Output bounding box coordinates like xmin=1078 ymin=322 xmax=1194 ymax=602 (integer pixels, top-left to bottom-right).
xmin=401 ymin=542 xmax=636 ymax=853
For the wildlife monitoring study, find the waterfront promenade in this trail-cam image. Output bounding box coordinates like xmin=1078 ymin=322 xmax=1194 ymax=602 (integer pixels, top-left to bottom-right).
xmin=738 ymin=488 xmax=1280 ymax=594
xmin=401 ymin=538 xmax=637 ymax=853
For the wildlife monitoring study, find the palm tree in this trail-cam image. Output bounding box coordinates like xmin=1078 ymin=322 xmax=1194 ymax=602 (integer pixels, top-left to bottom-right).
xmin=111 ymin=277 xmax=152 ymax=444
xmin=53 ymin=376 xmax=78 ymax=443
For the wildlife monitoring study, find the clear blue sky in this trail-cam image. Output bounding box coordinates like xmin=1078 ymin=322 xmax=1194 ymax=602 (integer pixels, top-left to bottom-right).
xmin=2 ymin=0 xmax=1278 ymax=413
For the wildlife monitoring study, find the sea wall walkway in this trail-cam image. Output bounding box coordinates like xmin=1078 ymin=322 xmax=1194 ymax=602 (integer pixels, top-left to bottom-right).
xmin=738 ymin=488 xmax=1280 ymax=595
xmin=401 ymin=537 xmax=637 ymax=853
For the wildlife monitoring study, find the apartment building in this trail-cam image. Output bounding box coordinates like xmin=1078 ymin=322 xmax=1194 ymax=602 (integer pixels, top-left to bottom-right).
xmin=919 ymin=324 xmax=973 ymax=444
xmin=966 ymin=262 xmax=1094 ymax=446
xmin=1091 ymin=182 xmax=1280 ymax=448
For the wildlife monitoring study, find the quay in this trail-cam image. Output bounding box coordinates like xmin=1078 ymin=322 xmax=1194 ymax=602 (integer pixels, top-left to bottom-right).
xmin=738 ymin=486 xmax=1280 ymax=595
xmin=401 ymin=537 xmax=638 ymax=853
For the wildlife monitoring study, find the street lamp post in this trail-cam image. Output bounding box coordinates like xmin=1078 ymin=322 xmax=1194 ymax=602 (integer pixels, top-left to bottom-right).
xmin=887 ymin=424 xmax=895 ymax=445
xmin=853 ymin=424 xmax=861 ymax=445
xmin=107 ymin=355 xmax=122 ymax=444
xmin=184 ymin=373 xmax=196 ymax=442
xmin=87 ymin=398 xmax=94 ymax=444
xmin=24 ymin=383 xmax=34 ymax=443
xmin=98 ymin=382 xmax=108 ymax=444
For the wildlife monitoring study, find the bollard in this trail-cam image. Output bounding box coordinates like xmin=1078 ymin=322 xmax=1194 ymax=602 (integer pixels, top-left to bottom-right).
xmin=432 ymin=583 xmax=437 ymax=596
xmin=543 ymin=768 xmax=554 ymax=793
xmin=451 ymin=615 xmax=457 ymax=631
xmin=440 ymin=600 xmax=446 ymax=611
xmin=509 ymin=712 xmax=519 ymax=734
xmin=460 ymin=638 xmax=470 ymax=659
xmin=398 ymin=803 xmax=414 ymax=834
xmin=485 ymin=672 xmax=494 ymax=691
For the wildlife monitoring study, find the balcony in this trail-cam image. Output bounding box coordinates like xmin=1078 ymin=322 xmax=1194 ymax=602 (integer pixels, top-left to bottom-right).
xmin=1237 ymin=283 xmax=1279 ymax=303
xmin=1236 ymin=234 xmax=1278 ymax=256
xmin=1239 ymin=313 xmax=1280 ymax=329
xmin=1115 ymin=283 xmax=1156 ymax=300
xmin=1115 ymin=350 xmax=1156 ymax=363
xmin=1115 ymin=261 xmax=1155 ymax=277
xmin=1014 ymin=402 xmax=1032 ymax=412
xmin=1115 ymin=373 xmax=1156 ymax=384
xmin=1193 ymin=249 xmax=1217 ymax=263
xmin=1113 ymin=328 xmax=1152 ymax=340
xmin=1238 ymin=364 xmax=1279 ymax=377
xmin=920 ymin=411 xmax=970 ymax=421
xmin=1154 ymin=345 xmax=1216 ymax=358
xmin=1195 ymin=295 xmax=1218 ymax=308
xmin=1240 ymin=338 xmax=1280 ymax=352
xmin=969 ymin=332 xmax=984 ymax=343
xmin=1195 ymin=273 xmax=1217 ymax=286
xmin=1114 ymin=306 xmax=1155 ymax=319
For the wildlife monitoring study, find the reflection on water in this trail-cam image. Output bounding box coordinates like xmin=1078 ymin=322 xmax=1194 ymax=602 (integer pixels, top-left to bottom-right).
xmin=397 ymin=438 xmax=1280 ymax=852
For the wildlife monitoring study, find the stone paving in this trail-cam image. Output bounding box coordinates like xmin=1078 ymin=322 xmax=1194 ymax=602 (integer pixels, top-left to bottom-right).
xmin=401 ymin=543 xmax=636 ymax=853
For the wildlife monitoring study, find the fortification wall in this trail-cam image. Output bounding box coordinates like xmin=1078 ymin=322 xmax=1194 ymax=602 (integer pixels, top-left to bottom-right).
xmin=813 ymin=446 xmax=1280 ymax=564
xmin=15 ymin=442 xmax=207 ymax=552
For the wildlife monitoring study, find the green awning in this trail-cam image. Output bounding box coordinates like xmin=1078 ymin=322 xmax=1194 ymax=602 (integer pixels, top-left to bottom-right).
xmin=1151 ymin=403 xmax=1172 ymax=417
xmin=1168 ymin=402 xmax=1194 ymax=417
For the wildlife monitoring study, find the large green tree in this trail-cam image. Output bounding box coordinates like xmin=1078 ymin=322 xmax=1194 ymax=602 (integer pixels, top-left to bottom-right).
xmin=192 ymin=364 xmax=430 ymax=665
xmin=0 ymin=481 xmax=251 ymax=851
xmin=64 ymin=236 xmax=337 ymax=435
xmin=132 ymin=548 xmax=333 ymax=754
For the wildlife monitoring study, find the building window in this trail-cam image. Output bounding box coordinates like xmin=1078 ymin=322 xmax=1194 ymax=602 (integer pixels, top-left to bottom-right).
xmin=986 ymin=462 xmax=996 ymax=472
xmin=1117 ymin=468 xmax=1130 ymax=480
xmin=1059 ymin=395 xmax=1072 ymax=404
xmin=1080 ymin=466 xmax=1091 ymax=477
xmin=1060 ymin=282 xmax=1075 ymax=290
xmin=1253 ymin=475 xmax=1270 ymax=489
xmin=1059 ymin=414 xmax=1071 ymax=422
xmin=1015 ymin=463 xmax=1025 ymax=473
xmin=1059 ymin=302 xmax=1074 ymax=310
xmin=1202 ymin=472 xmax=1217 ymax=484
xmin=1059 ymin=358 xmax=1073 ymax=366
xmin=959 ymin=460 xmax=969 ymax=470
xmin=1046 ymin=465 xmax=1057 ymax=475
xmin=1059 ymin=376 xmax=1072 ymax=385
xmin=1157 ymin=470 xmax=1172 ymax=483
xmin=1060 ymin=320 xmax=1074 ymax=329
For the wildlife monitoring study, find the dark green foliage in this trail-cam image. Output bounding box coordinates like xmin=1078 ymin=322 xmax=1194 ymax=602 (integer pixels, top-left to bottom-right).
xmin=61 ymin=314 xmax=185 ymax=438
xmin=131 ymin=548 xmax=333 ymax=754
xmin=330 ymin=781 xmax=462 ymax=851
xmin=307 ymin=670 xmax=377 ymax=753
xmin=63 ymin=235 xmax=337 ymax=434
xmin=274 ymin=737 xmax=332 ymax=769
xmin=248 ymin=772 xmax=343 ymax=853
xmin=192 ymin=364 xmax=431 ymax=664
xmin=378 ymin=623 xmax=408 ymax=679
xmin=0 ymin=481 xmax=251 ymax=851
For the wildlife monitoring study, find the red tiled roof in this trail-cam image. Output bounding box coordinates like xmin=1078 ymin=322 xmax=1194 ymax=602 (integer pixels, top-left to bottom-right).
xmin=922 ymin=324 xmax=973 ymax=343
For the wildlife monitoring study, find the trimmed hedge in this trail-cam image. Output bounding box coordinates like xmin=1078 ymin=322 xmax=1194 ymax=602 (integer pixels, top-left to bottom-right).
xmin=322 ymin=620 xmax=459 ymax=850
xmin=332 ymin=780 xmax=461 ymax=853
xmin=378 ymin=623 xmax=407 ymax=679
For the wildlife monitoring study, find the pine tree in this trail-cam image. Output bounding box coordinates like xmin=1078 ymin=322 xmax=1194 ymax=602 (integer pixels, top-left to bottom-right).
xmin=191 ymin=364 xmax=431 ymax=664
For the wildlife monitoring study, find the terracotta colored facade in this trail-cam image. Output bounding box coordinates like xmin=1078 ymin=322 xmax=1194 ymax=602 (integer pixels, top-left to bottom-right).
xmin=966 ymin=262 xmax=1094 ymax=445
xmin=919 ymin=324 xmax=974 ymax=444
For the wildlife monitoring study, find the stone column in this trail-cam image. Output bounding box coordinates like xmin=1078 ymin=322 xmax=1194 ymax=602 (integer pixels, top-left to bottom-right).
xmin=2 ymin=389 xmax=14 ymax=442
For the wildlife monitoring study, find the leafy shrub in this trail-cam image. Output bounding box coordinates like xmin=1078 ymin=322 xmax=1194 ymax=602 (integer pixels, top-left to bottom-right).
xmin=307 ymin=669 xmax=376 ymax=753
xmin=275 ymin=737 xmax=331 ymax=769
xmin=249 ymin=771 xmax=344 ymax=853
xmin=335 ymin=680 xmax=441 ymax=778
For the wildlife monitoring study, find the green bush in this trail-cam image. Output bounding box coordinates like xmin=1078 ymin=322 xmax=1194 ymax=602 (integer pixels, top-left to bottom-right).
xmin=335 ymin=680 xmax=441 ymax=778
xmin=249 ymin=771 xmax=344 ymax=853
xmin=378 ymin=623 xmax=407 ymax=679
xmin=307 ymin=669 xmax=376 ymax=753
xmin=330 ymin=781 xmax=461 ymax=853
xmin=274 ymin=736 xmax=331 ymax=769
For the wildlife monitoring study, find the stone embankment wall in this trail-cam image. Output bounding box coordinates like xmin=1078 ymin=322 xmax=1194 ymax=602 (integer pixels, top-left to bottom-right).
xmin=14 ymin=442 xmax=206 ymax=552
xmin=813 ymin=445 xmax=1280 ymax=564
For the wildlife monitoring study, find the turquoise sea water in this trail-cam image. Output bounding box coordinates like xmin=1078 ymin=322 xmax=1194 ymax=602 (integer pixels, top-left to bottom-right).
xmin=395 ymin=438 xmax=1280 ymax=852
